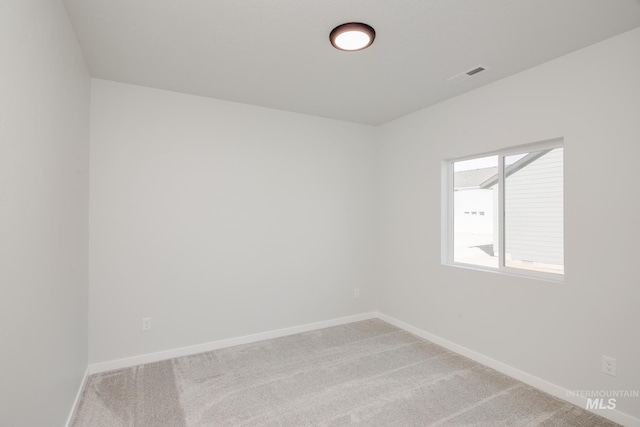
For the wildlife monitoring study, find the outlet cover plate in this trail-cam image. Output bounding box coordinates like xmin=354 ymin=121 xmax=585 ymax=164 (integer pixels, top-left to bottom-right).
xmin=602 ymin=356 xmax=616 ymax=376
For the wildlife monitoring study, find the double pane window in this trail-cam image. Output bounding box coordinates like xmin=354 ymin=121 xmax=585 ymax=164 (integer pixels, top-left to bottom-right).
xmin=446 ymin=140 xmax=564 ymax=280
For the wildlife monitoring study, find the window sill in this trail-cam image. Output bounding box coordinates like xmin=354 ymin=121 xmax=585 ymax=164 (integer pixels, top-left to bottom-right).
xmin=442 ymin=261 xmax=564 ymax=284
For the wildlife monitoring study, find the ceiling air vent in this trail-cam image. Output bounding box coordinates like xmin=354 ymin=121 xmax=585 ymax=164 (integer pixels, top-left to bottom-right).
xmin=446 ymin=65 xmax=488 ymax=83
xmin=466 ymin=66 xmax=485 ymax=76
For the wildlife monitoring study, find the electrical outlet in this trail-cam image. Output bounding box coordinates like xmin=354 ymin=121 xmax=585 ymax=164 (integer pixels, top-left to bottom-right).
xmin=142 ymin=317 xmax=151 ymax=331
xmin=602 ymin=356 xmax=616 ymax=376
xmin=354 ymin=288 xmax=360 ymax=298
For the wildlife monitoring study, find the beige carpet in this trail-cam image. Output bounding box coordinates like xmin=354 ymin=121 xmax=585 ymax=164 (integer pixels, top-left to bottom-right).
xmin=72 ymin=319 xmax=618 ymax=426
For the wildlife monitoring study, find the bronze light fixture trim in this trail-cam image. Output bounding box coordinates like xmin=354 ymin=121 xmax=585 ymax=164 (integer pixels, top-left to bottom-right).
xmin=330 ymin=22 xmax=376 ymax=51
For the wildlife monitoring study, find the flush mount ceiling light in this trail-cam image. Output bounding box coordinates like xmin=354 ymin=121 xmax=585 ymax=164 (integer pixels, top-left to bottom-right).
xmin=330 ymin=22 xmax=375 ymax=51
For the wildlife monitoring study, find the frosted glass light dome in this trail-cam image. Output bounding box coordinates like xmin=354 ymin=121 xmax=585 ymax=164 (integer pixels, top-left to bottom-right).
xmin=330 ymin=23 xmax=375 ymax=51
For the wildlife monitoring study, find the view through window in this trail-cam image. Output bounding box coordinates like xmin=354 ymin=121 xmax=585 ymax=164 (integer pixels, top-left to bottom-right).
xmin=450 ymin=142 xmax=564 ymax=278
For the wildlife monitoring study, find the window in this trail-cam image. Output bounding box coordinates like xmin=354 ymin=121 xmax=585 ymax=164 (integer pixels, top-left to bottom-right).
xmin=443 ymin=139 xmax=564 ymax=280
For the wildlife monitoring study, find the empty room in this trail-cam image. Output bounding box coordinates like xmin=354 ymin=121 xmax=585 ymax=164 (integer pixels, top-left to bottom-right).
xmin=2 ymin=0 xmax=640 ymax=426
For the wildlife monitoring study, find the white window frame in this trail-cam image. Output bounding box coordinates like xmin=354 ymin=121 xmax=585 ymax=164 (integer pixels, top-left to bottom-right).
xmin=441 ymin=138 xmax=564 ymax=282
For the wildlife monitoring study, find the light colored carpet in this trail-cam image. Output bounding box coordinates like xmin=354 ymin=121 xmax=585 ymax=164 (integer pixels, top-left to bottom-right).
xmin=72 ymin=319 xmax=618 ymax=426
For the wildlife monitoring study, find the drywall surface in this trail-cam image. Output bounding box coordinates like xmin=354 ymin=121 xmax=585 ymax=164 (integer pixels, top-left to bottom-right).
xmin=0 ymin=1 xmax=90 ymax=426
xmin=89 ymin=80 xmax=377 ymax=363
xmin=377 ymin=28 xmax=640 ymax=420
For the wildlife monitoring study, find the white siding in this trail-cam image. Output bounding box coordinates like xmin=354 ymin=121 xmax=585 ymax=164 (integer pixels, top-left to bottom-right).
xmin=505 ymin=148 xmax=564 ymax=266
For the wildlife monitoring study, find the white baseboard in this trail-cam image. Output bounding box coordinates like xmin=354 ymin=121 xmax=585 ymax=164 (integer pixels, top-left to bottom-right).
xmin=377 ymin=312 xmax=640 ymax=427
xmin=65 ymin=366 xmax=89 ymax=427
xmin=88 ymin=312 xmax=377 ymax=375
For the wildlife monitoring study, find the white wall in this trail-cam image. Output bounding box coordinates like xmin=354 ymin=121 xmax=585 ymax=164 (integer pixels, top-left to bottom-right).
xmin=89 ymin=79 xmax=377 ymax=363
xmin=377 ymin=27 xmax=640 ymax=420
xmin=0 ymin=1 xmax=90 ymax=426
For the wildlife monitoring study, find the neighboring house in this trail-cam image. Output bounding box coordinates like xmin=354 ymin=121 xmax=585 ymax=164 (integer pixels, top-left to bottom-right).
xmin=454 ymin=148 xmax=564 ymax=269
xmin=453 ymin=167 xmax=496 ymax=235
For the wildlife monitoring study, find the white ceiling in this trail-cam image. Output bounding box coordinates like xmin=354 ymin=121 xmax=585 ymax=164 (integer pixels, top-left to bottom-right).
xmin=63 ymin=0 xmax=640 ymax=125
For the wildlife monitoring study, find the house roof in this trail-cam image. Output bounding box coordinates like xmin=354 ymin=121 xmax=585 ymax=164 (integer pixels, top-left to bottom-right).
xmin=479 ymin=150 xmax=551 ymax=189
xmin=454 ymin=167 xmax=498 ymax=190
xmin=453 ymin=149 xmax=552 ymax=190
